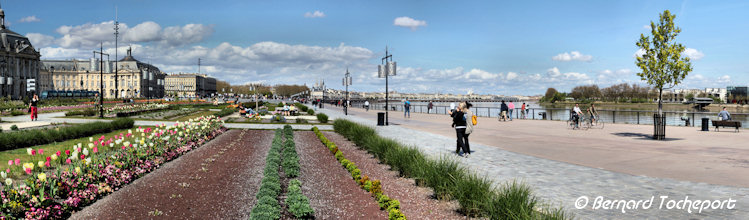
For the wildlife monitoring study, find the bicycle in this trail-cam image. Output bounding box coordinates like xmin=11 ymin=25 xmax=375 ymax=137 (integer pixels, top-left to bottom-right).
xmin=567 ymin=113 xmax=590 ymax=130
xmin=589 ymin=114 xmax=605 ymax=129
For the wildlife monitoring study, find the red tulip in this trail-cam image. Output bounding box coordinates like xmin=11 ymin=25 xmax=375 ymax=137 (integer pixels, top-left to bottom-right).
xmin=65 ymin=150 xmax=71 ymax=155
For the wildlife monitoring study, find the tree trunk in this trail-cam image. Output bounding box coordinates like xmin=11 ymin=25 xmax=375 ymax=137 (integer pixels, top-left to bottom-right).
xmin=658 ymin=88 xmax=663 ymax=114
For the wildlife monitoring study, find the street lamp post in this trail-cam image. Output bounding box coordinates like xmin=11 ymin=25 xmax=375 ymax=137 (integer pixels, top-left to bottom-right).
xmin=343 ymin=68 xmax=352 ymax=115
xmin=93 ymin=43 xmax=109 ymax=118
xmin=49 ymin=66 xmax=54 ymax=91
xmin=377 ymin=47 xmax=396 ymax=125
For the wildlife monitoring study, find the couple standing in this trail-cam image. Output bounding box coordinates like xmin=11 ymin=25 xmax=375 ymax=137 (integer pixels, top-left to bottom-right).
xmin=451 ymin=102 xmax=474 ymax=157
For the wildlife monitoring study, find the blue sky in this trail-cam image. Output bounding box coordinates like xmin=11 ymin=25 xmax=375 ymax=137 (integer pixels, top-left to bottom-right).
xmin=4 ymin=0 xmax=749 ymax=95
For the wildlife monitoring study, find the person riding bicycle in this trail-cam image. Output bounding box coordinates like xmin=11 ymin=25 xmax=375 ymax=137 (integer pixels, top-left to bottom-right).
xmin=587 ymin=103 xmax=598 ymax=125
xmin=572 ymin=103 xmax=583 ymax=129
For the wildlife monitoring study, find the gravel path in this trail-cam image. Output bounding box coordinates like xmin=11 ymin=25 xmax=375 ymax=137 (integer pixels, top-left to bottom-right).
xmin=294 ymin=131 xmax=387 ymax=219
xmin=323 ymin=131 xmax=466 ymax=219
xmin=70 ymin=129 xmax=273 ymax=219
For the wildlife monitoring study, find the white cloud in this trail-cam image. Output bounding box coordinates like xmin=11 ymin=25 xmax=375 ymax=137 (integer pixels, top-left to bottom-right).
xmin=552 ymin=51 xmax=593 ymax=62
xmin=633 ymin=49 xmax=646 ymax=58
xmin=642 ymin=24 xmax=650 ymax=29
xmin=53 ymin=21 xmax=214 ymax=49
xmin=717 ymin=75 xmax=731 ymax=84
xmin=304 ymin=10 xmax=326 ymax=18
xmin=506 ymin=72 xmax=518 ymax=80
xmin=25 ymin=33 xmax=55 ymax=48
xmin=682 ymin=48 xmax=704 ymax=61
xmin=19 ymin=16 xmax=41 ymax=23
xmin=393 ymin=16 xmax=427 ymax=30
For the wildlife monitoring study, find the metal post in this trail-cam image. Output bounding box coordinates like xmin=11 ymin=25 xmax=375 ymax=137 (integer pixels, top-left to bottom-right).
xmin=114 ymin=9 xmax=119 ymax=99
xmin=637 ymin=111 xmax=640 ymax=124
xmin=93 ymin=43 xmax=109 ymax=118
xmin=613 ymin=111 xmax=616 ymax=123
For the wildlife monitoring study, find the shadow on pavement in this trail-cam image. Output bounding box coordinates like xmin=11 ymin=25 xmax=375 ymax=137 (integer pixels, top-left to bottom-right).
xmin=611 ymin=132 xmax=683 ymax=141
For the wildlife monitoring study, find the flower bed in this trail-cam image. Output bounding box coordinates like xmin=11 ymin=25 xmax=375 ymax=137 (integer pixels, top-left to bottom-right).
xmin=312 ymin=126 xmax=406 ymax=220
xmin=104 ymin=103 xmax=169 ymax=116
xmin=0 ymin=116 xmax=226 ymax=219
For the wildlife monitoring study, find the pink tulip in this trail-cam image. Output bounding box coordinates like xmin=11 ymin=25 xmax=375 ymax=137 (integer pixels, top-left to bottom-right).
xmin=100 ymin=135 xmax=105 ymax=140
xmin=39 ymin=149 xmax=44 ymax=155
xmin=66 ymin=159 xmax=72 ymax=164
xmin=25 ymin=168 xmax=32 ymax=175
xmin=65 ymin=150 xmax=70 ymax=155
xmin=77 ymin=148 xmax=81 ymax=152
xmin=56 ymin=151 xmax=61 ymax=157
xmin=45 ymin=161 xmax=51 ymax=167
xmin=5 ymin=168 xmax=9 ymax=173
xmin=80 ymin=155 xmax=85 ymax=160
xmin=46 ymin=156 xmax=51 ymax=162
xmin=31 ymin=149 xmax=37 ymax=156
xmin=7 ymin=160 xmax=12 ymax=166
xmin=121 ymin=146 xmax=126 ymax=150
xmin=94 ymin=141 xmax=99 ymax=146
xmin=93 ymin=147 xmax=98 ymax=153
xmin=15 ymin=159 xmax=20 ymax=165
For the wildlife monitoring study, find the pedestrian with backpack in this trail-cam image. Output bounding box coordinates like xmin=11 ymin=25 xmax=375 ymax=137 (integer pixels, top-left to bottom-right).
xmin=451 ymin=102 xmax=467 ymax=157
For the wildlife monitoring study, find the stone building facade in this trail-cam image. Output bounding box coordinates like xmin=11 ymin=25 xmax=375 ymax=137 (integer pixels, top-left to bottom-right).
xmin=165 ymin=73 xmax=217 ymax=98
xmin=39 ymin=48 xmax=165 ymax=99
xmin=0 ymin=7 xmax=42 ymax=100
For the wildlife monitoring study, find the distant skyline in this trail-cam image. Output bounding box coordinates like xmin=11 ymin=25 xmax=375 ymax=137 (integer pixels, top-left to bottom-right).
xmin=4 ymin=0 xmax=749 ymax=95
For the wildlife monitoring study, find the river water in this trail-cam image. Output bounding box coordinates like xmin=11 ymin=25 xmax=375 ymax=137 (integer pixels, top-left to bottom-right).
xmin=361 ymin=101 xmax=748 ymax=129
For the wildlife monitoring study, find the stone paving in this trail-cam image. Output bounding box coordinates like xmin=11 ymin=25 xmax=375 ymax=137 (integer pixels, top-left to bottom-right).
xmin=315 ymin=107 xmax=749 ymax=219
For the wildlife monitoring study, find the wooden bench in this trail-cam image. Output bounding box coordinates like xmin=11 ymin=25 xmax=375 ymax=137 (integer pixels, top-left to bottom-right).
xmin=712 ymin=120 xmax=741 ymax=132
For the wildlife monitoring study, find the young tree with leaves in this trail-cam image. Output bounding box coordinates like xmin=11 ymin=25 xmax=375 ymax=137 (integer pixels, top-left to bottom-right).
xmin=635 ymin=10 xmax=693 ymax=114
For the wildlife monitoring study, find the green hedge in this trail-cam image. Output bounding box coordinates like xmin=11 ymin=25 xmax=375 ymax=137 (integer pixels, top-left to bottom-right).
xmin=65 ymin=108 xmax=97 ymax=117
xmin=250 ymin=129 xmax=284 ymax=219
xmin=316 ymin=113 xmax=329 ymax=123
xmin=332 ymin=119 xmax=568 ymax=219
xmin=213 ymin=108 xmax=236 ymax=118
xmin=294 ymin=103 xmax=309 ymax=112
xmin=0 ymin=118 xmax=134 ymax=151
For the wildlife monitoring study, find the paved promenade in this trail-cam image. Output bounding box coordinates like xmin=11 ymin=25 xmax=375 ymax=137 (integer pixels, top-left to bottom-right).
xmin=316 ymin=106 xmax=749 ymax=219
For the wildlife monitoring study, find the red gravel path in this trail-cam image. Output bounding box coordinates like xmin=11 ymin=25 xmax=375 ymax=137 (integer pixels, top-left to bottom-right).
xmin=294 ymin=131 xmax=388 ymax=219
xmin=70 ymin=129 xmax=273 ymax=219
xmin=323 ymin=131 xmax=466 ymax=219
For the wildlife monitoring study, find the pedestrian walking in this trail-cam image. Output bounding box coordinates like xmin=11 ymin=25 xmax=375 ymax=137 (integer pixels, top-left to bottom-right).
xmin=404 ymin=99 xmax=411 ymax=118
xmin=451 ymin=102 xmax=468 ymax=157
xmin=500 ymin=100 xmax=508 ymax=121
xmin=427 ymin=101 xmax=434 ymax=114
xmin=508 ymin=101 xmax=515 ymax=121
xmin=28 ymin=93 xmax=39 ymax=121
xmin=463 ymin=102 xmax=474 ymax=157
xmin=364 ymin=100 xmax=370 ymax=111
xmin=521 ymin=102 xmax=526 ymax=119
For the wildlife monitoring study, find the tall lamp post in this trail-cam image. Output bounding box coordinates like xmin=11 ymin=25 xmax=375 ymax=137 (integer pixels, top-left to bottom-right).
xmin=343 ymin=68 xmax=352 ymax=115
xmin=377 ymin=47 xmax=396 ymax=125
xmin=93 ymin=43 xmax=109 ymax=118
xmin=49 ymin=66 xmax=54 ymax=91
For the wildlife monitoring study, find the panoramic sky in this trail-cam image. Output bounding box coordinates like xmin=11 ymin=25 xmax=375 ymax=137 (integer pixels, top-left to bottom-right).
xmin=4 ymin=0 xmax=749 ymax=95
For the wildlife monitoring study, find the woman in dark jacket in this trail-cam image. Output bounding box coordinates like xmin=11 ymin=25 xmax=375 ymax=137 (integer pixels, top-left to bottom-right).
xmin=451 ymin=102 xmax=468 ymax=157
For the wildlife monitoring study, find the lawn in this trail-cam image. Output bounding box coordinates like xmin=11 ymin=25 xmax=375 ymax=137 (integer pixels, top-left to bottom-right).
xmin=0 ymin=126 xmax=153 ymax=174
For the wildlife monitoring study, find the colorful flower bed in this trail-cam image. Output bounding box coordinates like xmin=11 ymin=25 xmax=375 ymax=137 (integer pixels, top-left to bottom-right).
xmin=0 ymin=116 xmax=226 ymax=219
xmin=104 ymin=103 xmax=169 ymax=116
xmin=312 ymin=126 xmax=405 ymax=220
xmin=0 ymin=118 xmax=134 ymax=151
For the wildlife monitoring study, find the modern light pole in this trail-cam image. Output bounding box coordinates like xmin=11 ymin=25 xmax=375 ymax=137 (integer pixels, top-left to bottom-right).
xmin=93 ymin=43 xmax=109 ymax=118
xmin=378 ymin=47 xmax=396 ymax=125
xmin=343 ymin=68 xmax=352 ymax=115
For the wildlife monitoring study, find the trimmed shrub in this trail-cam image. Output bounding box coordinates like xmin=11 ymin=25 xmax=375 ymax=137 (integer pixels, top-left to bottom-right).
xmin=0 ymin=118 xmax=134 ymax=151
xmin=307 ymin=109 xmax=314 ymax=115
xmin=10 ymin=110 xmax=25 ymax=116
xmin=316 ymin=113 xmax=328 ymax=123
xmin=10 ymin=125 xmax=19 ymax=131
xmin=65 ymin=108 xmax=97 ymax=117
xmin=213 ymin=108 xmax=236 ymax=117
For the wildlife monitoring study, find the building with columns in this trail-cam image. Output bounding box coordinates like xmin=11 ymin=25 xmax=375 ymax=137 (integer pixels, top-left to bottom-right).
xmin=40 ymin=48 xmax=165 ymax=99
xmin=0 ymin=7 xmax=42 ymax=100
xmin=165 ymin=73 xmax=217 ymax=98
